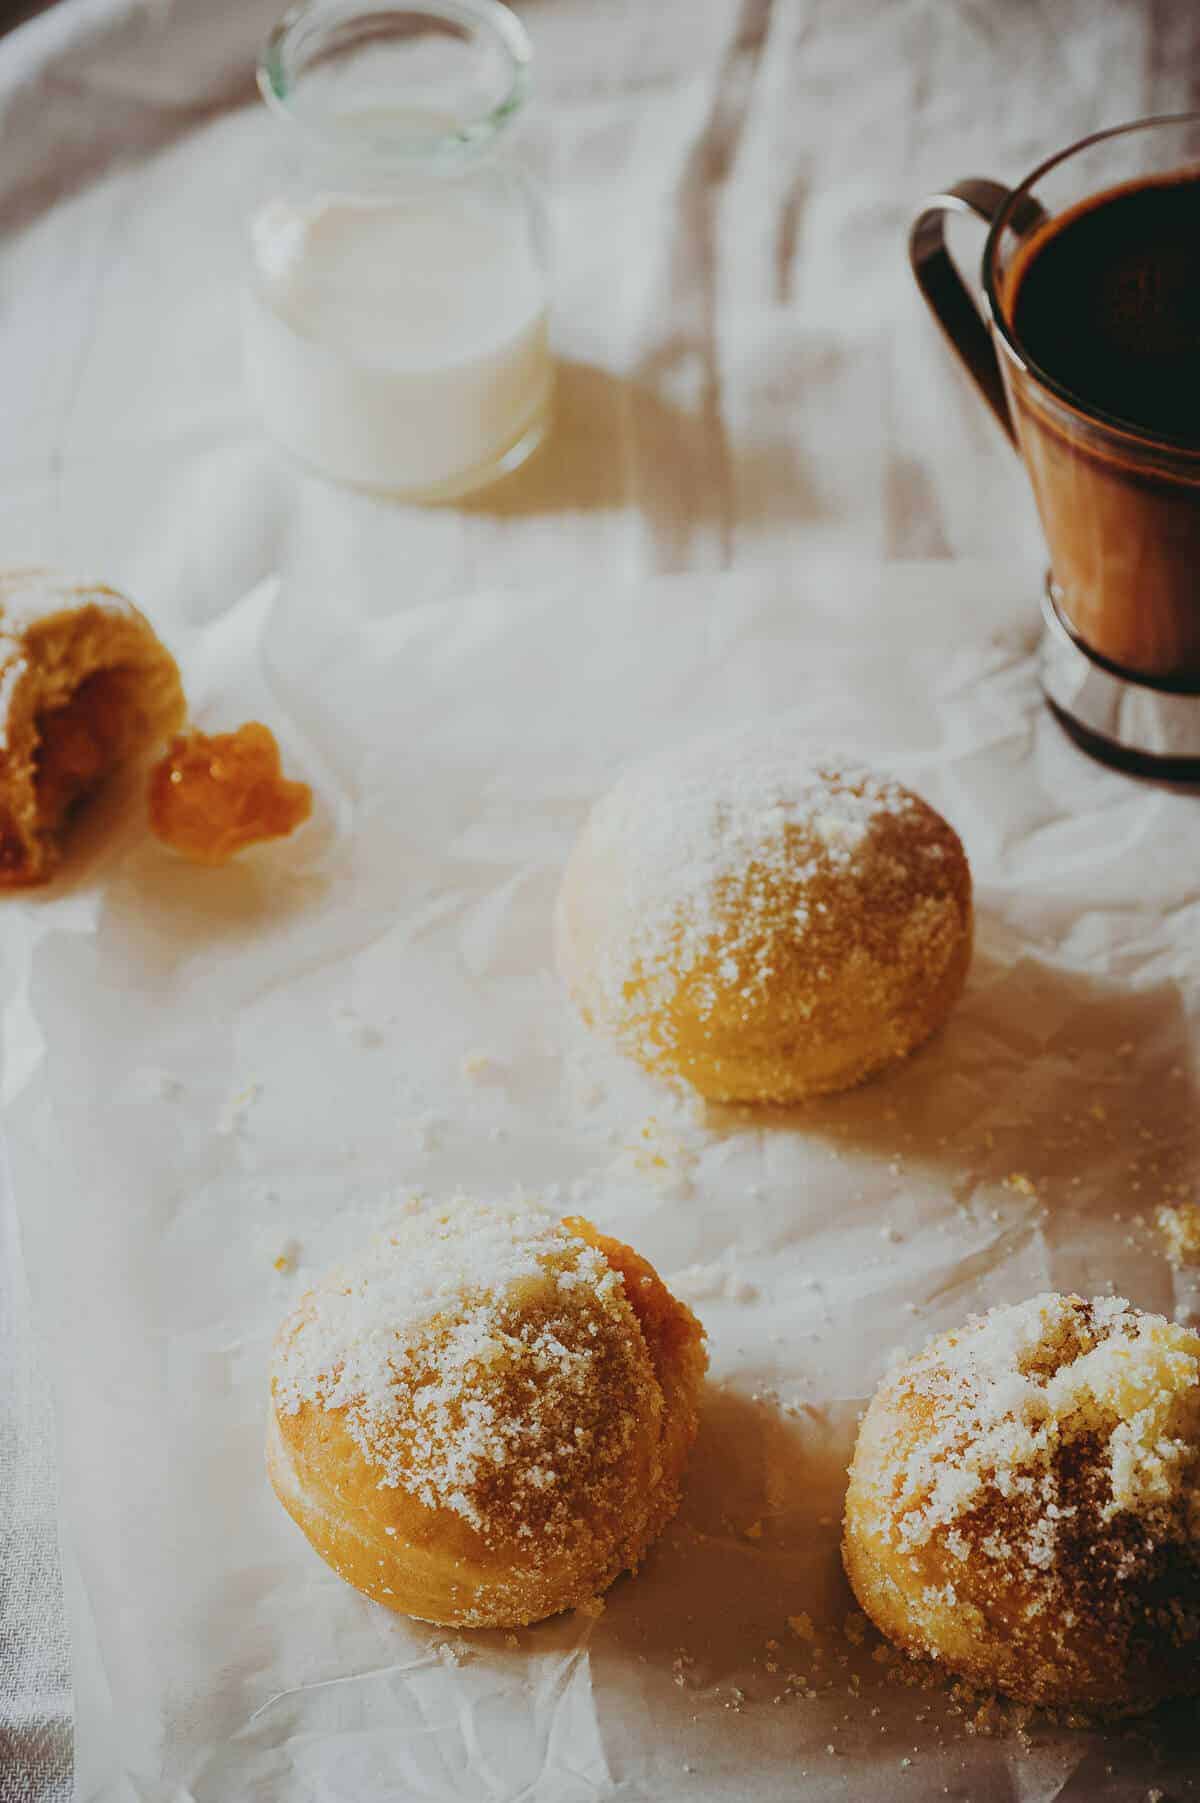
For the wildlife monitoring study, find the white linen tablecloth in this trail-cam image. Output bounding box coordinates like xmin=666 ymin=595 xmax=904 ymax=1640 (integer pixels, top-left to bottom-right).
xmin=1 ymin=2 xmax=1198 ymax=1797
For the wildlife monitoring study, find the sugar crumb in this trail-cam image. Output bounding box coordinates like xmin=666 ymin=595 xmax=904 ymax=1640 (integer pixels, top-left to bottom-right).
xmin=272 ymin=1238 xmax=301 ymax=1274
xmin=670 ymin=1259 xmax=759 ymax=1304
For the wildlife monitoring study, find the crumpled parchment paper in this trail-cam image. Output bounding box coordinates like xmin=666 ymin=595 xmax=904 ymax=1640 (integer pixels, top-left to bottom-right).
xmin=4 ymin=560 xmax=1198 ymax=1803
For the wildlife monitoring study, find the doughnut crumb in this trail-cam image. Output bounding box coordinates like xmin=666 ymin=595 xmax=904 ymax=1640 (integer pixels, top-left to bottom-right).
xmin=1159 ymin=1202 xmax=1200 ymax=1269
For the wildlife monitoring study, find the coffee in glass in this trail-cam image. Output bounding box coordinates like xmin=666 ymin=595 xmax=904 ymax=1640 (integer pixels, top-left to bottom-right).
xmin=912 ymin=116 xmax=1200 ymax=773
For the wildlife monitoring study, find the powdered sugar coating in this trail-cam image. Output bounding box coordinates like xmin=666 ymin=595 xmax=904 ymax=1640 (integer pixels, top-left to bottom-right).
xmin=557 ymin=724 xmax=972 ymax=1101
xmin=586 ymin=732 xmax=919 ymax=1011
xmin=886 ymin=1293 xmax=1200 ymax=1554
xmin=844 ymin=1292 xmax=1200 ymax=1711
xmin=271 ymin=1198 xmax=660 ymax=1539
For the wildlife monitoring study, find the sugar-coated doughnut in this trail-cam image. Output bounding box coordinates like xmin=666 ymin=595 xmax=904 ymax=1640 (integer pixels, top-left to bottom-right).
xmin=0 ymin=567 xmax=184 ymax=885
xmin=268 ymin=1198 xmax=706 ymax=1627
xmin=843 ymin=1293 xmax=1200 ymax=1713
xmin=555 ymin=726 xmax=972 ymax=1102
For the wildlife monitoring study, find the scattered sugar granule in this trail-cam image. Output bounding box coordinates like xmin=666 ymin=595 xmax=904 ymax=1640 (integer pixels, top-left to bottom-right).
xmin=1158 ymin=1203 xmax=1200 ymax=1269
xmin=1004 ymin=1172 xmax=1036 ymax=1197
xmin=611 ymin=1118 xmax=697 ymax=1198
xmin=218 ymin=1081 xmax=261 ymax=1136
xmin=788 ymin=1612 xmax=816 ymax=1641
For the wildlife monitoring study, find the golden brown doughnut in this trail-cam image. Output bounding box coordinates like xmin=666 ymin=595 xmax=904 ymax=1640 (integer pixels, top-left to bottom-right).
xmin=267 ymin=1198 xmax=706 ymax=1627
xmin=555 ymin=726 xmax=972 ymax=1103
xmin=843 ymin=1293 xmax=1200 ymax=1713
xmin=0 ymin=568 xmax=184 ymax=885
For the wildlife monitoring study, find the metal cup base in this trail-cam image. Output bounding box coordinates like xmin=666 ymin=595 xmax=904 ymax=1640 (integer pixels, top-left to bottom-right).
xmin=1039 ymin=580 xmax=1200 ymax=780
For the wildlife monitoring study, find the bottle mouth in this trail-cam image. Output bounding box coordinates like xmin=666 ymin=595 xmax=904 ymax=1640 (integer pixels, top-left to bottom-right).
xmin=259 ymin=0 xmax=533 ymax=166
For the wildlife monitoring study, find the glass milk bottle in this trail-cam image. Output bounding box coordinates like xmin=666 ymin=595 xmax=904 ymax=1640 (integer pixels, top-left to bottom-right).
xmin=244 ymin=0 xmax=552 ymax=499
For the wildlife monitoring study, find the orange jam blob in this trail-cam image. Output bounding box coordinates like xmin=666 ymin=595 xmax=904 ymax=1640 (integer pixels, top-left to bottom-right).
xmin=148 ymin=723 xmax=312 ymax=865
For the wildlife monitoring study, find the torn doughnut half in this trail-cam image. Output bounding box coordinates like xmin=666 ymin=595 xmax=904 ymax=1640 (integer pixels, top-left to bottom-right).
xmin=0 ymin=568 xmax=185 ymax=885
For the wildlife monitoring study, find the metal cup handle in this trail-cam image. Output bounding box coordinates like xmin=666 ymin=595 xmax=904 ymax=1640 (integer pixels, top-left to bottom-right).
xmin=909 ymin=179 xmax=1045 ymax=449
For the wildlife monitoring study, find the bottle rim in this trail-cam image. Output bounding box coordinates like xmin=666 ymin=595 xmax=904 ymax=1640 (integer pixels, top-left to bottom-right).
xmin=259 ymin=0 xmax=533 ymax=167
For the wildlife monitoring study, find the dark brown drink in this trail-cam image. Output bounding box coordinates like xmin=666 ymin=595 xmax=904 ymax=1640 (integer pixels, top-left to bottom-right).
xmin=999 ymin=174 xmax=1200 ymax=682
xmin=1008 ymin=174 xmax=1200 ymax=444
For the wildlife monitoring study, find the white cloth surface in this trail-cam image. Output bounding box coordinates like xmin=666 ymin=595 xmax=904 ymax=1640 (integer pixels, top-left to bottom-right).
xmin=1 ymin=2 xmax=1199 ymax=1800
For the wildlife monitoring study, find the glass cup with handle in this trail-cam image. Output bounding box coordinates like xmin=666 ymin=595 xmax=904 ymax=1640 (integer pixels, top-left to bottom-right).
xmin=911 ymin=114 xmax=1200 ymax=775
